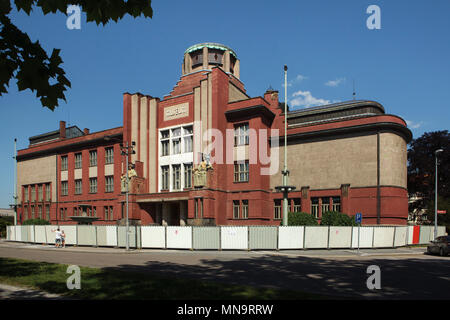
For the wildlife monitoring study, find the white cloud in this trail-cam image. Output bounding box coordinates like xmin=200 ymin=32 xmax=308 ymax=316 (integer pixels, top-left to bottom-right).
xmin=282 ymin=74 xmax=308 ymax=87
xmin=325 ymin=77 xmax=346 ymax=87
xmin=290 ymin=90 xmax=330 ymax=108
xmin=405 ymin=120 xmax=423 ymax=129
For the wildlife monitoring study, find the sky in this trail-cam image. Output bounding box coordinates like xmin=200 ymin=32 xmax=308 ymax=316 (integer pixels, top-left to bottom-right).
xmin=1 ymin=0 xmax=449 ymax=208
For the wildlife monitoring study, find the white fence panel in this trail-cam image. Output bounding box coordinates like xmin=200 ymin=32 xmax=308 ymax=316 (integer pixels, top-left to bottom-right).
xmin=394 ymin=227 xmax=407 ymax=247
xmin=28 ymin=226 xmax=35 ymax=243
xmin=304 ymin=226 xmax=329 ymax=249
xmin=45 ymin=225 xmax=57 ymax=244
xmin=438 ymin=226 xmax=446 ymax=237
xmin=166 ymin=226 xmax=192 ymax=249
xmin=329 ymin=227 xmax=352 ymax=248
xmin=221 ymin=227 xmax=248 ymax=250
xmin=351 ymin=227 xmax=374 ymax=248
xmin=106 ymin=226 xmax=118 ymax=246
xmin=141 ymin=226 xmax=165 ymax=248
xmin=34 ymin=225 xmax=47 ymax=243
xmin=407 ymin=226 xmax=414 ymax=245
xmin=278 ymin=226 xmax=304 ymax=249
xmin=15 ymin=226 xmax=22 ymax=242
xmin=373 ymin=227 xmax=395 ymax=248
xmin=9 ymin=226 xmax=15 ymax=241
xmin=61 ymin=226 xmax=77 ymax=245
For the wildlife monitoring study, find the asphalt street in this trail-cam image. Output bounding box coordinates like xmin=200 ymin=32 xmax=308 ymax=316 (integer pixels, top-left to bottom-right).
xmin=0 ymin=240 xmax=449 ymax=300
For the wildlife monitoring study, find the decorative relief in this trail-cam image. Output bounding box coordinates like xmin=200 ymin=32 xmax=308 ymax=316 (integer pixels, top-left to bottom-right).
xmin=164 ymin=103 xmax=189 ymax=121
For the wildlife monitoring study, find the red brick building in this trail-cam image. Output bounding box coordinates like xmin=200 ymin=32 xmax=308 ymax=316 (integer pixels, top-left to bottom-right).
xmin=16 ymin=43 xmax=412 ymax=226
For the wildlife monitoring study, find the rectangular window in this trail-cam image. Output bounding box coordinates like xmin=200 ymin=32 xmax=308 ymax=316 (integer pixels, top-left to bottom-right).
xmin=31 ymin=185 xmax=35 ymax=202
xmin=184 ymin=163 xmax=192 ymax=188
xmin=161 ymin=166 xmax=169 ymax=190
xmin=60 ymin=208 xmax=64 ymax=221
xmin=61 ymin=156 xmax=68 ymax=171
xmin=104 ymin=206 xmax=114 ymax=221
xmin=89 ymin=150 xmax=97 ymax=167
xmin=234 ymin=161 xmax=249 ymax=182
xmin=321 ymin=197 xmax=330 ymax=213
xmin=61 ymin=181 xmax=68 ymax=196
xmin=89 ymin=178 xmax=97 ymax=193
xmin=45 ymin=205 xmax=50 ymax=221
xmin=311 ymin=198 xmax=319 ymax=218
xmin=332 ymin=197 xmax=341 ymax=212
xmin=242 ymin=200 xmax=249 ymax=219
xmin=105 ymin=176 xmax=114 ymax=193
xmin=161 ymin=130 xmax=170 ymax=156
xmin=38 ymin=205 xmax=42 ymax=219
xmin=23 ymin=186 xmax=28 ymax=202
xmin=234 ymin=123 xmax=249 ymax=146
xmin=31 ymin=205 xmax=34 ymax=219
xmin=45 ymin=183 xmax=51 ymax=201
xmin=183 ymin=126 xmax=193 ymax=153
xmin=172 ymin=164 xmax=181 ymax=190
xmin=233 ymin=200 xmax=240 ymax=219
xmin=293 ymin=198 xmax=301 ymax=212
xmin=75 ymin=153 xmax=82 ymax=169
xmin=105 ymin=147 xmax=114 ymax=164
xmin=274 ymin=199 xmax=282 ymax=220
xmin=75 ymin=179 xmax=82 ymax=195
xmin=38 ymin=185 xmax=43 ymax=201
xmin=172 ymin=138 xmax=181 ymax=154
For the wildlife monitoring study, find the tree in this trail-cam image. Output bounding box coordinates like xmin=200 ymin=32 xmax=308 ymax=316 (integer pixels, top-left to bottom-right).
xmin=0 ymin=0 xmax=153 ymax=110
xmin=287 ymin=212 xmax=318 ymax=226
xmin=408 ymin=130 xmax=450 ymax=225
xmin=320 ymin=211 xmax=356 ymax=226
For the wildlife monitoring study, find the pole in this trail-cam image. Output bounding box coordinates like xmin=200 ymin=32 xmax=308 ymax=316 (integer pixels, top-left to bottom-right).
xmin=282 ymin=65 xmax=288 ymax=226
xmin=14 ymin=138 xmax=17 ymax=225
xmin=357 ymin=223 xmax=360 ymax=255
xmin=126 ymin=141 xmax=129 ymax=251
xmin=435 ymin=153 xmax=438 ymax=241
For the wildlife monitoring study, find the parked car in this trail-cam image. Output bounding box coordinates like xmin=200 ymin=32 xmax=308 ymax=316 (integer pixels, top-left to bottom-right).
xmin=427 ymin=236 xmax=450 ymax=256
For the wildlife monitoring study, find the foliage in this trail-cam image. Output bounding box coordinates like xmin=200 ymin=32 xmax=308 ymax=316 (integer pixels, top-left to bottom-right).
xmin=287 ymin=212 xmax=318 ymax=226
xmin=408 ymin=131 xmax=450 ymax=215
xmin=0 ymin=0 xmax=153 ymax=110
xmin=425 ymin=196 xmax=450 ymax=230
xmin=320 ymin=211 xmax=357 ymax=226
xmin=22 ymin=218 xmax=50 ymax=225
xmin=0 ymin=216 xmax=14 ymax=238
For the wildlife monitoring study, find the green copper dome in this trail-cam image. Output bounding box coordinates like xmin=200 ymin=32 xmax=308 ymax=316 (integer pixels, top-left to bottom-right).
xmin=184 ymin=43 xmax=237 ymax=59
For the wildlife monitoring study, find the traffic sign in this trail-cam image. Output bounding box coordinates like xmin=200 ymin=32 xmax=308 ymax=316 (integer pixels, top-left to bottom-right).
xmin=355 ymin=213 xmax=362 ymax=224
xmin=437 ymin=210 xmax=447 ymax=214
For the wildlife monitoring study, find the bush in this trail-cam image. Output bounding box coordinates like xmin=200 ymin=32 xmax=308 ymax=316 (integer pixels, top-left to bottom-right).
xmin=22 ymin=218 xmax=50 ymax=225
xmin=0 ymin=216 xmax=14 ymax=238
xmin=286 ymin=212 xmax=318 ymax=226
xmin=320 ymin=211 xmax=356 ymax=226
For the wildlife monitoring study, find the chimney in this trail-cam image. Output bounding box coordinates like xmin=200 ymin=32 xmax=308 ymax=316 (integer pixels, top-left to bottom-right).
xmin=59 ymin=121 xmax=66 ymax=139
xmin=83 ymin=128 xmax=90 ymax=135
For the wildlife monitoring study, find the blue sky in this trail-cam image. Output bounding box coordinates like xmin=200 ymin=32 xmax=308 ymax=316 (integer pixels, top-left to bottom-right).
xmin=1 ymin=0 xmax=449 ymax=208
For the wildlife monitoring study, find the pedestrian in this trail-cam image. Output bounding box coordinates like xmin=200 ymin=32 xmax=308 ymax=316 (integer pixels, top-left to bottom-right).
xmin=51 ymin=228 xmax=62 ymax=248
xmin=61 ymin=230 xmax=66 ymax=248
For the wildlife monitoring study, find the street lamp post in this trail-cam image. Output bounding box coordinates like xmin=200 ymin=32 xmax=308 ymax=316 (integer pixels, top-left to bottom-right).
xmin=275 ymin=65 xmax=295 ymax=225
xmin=105 ymin=136 xmax=135 ymax=250
xmin=434 ymin=148 xmax=444 ymax=240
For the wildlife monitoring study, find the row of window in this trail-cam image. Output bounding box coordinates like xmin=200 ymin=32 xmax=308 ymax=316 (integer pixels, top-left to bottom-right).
xmin=23 ymin=204 xmax=50 ymax=220
xmin=161 ymin=163 xmax=193 ymax=190
xmin=274 ymin=197 xmax=341 ymax=219
xmin=160 ymin=126 xmax=193 ymax=156
xmin=23 ymin=183 xmax=51 ymax=203
xmin=61 ymin=147 xmax=114 ymax=171
xmin=58 ymin=206 xmax=115 ymax=221
xmin=61 ymin=176 xmax=114 ymax=196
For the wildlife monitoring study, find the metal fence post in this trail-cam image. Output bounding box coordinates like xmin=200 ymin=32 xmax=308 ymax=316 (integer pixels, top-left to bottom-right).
xmin=327 ymin=226 xmax=330 ymax=249
xmin=392 ymin=227 xmax=397 ymax=248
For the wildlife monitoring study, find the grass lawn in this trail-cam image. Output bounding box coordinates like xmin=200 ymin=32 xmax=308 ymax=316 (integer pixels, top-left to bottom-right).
xmin=0 ymin=257 xmax=329 ymax=300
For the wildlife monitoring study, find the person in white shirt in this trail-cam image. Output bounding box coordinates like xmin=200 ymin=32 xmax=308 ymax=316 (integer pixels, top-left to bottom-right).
xmin=51 ymin=228 xmax=62 ymax=248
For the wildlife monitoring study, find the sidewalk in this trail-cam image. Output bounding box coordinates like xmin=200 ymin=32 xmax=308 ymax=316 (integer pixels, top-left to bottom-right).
xmin=0 ymin=239 xmax=427 ymax=257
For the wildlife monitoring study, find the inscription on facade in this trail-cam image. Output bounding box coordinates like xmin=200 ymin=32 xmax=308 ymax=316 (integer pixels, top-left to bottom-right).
xmin=164 ymin=103 xmax=189 ymax=121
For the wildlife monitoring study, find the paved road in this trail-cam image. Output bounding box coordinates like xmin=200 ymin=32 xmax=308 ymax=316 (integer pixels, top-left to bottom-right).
xmin=0 ymin=240 xmax=449 ymax=299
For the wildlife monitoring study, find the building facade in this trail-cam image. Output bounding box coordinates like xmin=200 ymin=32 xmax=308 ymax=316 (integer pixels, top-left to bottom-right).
xmin=16 ymin=43 xmax=412 ymax=226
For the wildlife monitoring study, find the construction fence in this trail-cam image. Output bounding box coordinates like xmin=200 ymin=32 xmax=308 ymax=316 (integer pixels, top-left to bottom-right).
xmin=6 ymin=225 xmax=446 ymax=250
